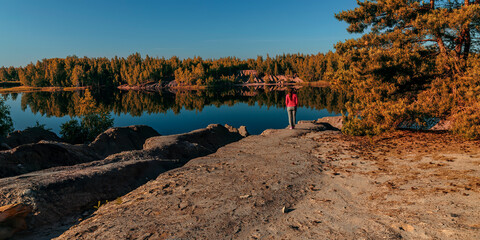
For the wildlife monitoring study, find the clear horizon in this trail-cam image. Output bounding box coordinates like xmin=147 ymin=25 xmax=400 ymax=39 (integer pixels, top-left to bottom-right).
xmin=0 ymin=0 xmax=359 ymax=67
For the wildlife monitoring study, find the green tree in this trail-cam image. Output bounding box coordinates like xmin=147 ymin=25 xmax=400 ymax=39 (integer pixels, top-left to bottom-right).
xmin=71 ymin=65 xmax=86 ymax=87
xmin=0 ymin=99 xmax=13 ymax=137
xmin=0 ymin=67 xmax=8 ymax=82
xmin=7 ymin=67 xmax=18 ymax=81
xmin=336 ymin=0 xmax=480 ymax=75
xmin=76 ymin=89 xmax=97 ymax=115
xmin=60 ymin=113 xmax=113 ymax=144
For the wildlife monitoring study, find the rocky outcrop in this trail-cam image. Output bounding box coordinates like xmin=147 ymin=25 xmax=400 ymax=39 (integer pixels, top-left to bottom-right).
xmin=238 ymin=70 xmax=258 ymax=76
xmin=0 ymin=125 xmax=161 ymax=179
xmin=0 ymin=124 xmax=247 ymax=236
xmin=0 ymin=156 xmax=171 ymax=229
xmin=0 ymin=203 xmax=32 ymax=240
xmin=2 ymin=127 xmax=61 ymax=149
xmin=0 ymin=141 xmax=100 ymax=178
xmin=237 ymin=71 xmax=304 ymax=85
xmin=54 ymin=121 xmax=332 ymax=239
xmin=144 ymin=124 xmax=245 ymax=157
xmin=430 ymin=119 xmax=452 ymax=131
xmin=117 ymin=70 xmax=305 ymax=91
xmin=89 ymin=125 xmax=160 ymax=158
xmin=56 ymin=120 xmax=480 ymax=240
xmin=117 ymin=81 xmax=165 ymax=91
xmin=316 ymin=116 xmax=343 ymax=130
xmin=225 ymin=124 xmax=249 ymax=137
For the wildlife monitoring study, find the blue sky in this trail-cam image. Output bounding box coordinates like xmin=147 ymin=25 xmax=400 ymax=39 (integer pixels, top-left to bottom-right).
xmin=0 ymin=0 xmax=360 ymax=67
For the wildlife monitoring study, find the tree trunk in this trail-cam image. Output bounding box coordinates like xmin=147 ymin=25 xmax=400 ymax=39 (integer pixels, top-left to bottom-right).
xmin=435 ymin=35 xmax=447 ymax=56
xmin=430 ymin=0 xmax=435 ymax=9
xmin=463 ymin=29 xmax=471 ymax=60
xmin=435 ymin=35 xmax=455 ymax=74
xmin=460 ymin=0 xmax=471 ymax=60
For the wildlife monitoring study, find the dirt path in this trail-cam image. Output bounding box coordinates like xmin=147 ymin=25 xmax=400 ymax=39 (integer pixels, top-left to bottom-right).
xmin=55 ymin=123 xmax=480 ymax=239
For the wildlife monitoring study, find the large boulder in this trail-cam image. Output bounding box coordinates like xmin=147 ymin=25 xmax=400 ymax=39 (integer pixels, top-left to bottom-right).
xmin=0 ymin=203 xmax=32 ymax=240
xmin=2 ymin=127 xmax=61 ymax=149
xmin=225 ymin=124 xmax=249 ymax=137
xmin=0 ymin=155 xmax=173 ymax=229
xmin=316 ymin=116 xmax=343 ymax=130
xmin=143 ymin=136 xmax=212 ymax=160
xmin=144 ymin=124 xmax=245 ymax=158
xmin=430 ymin=119 xmax=452 ymax=131
xmin=0 ymin=141 xmax=100 ymax=179
xmin=89 ymin=125 xmax=160 ymax=158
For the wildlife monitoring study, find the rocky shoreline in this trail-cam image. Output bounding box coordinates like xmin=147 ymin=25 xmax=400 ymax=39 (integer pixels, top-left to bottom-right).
xmin=116 ymin=71 xmax=308 ymax=92
xmin=0 ymin=124 xmax=247 ymax=239
xmin=1 ymin=119 xmax=479 ymax=239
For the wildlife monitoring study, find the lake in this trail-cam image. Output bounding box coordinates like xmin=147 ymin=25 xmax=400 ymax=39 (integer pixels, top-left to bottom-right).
xmin=3 ymin=87 xmax=347 ymax=136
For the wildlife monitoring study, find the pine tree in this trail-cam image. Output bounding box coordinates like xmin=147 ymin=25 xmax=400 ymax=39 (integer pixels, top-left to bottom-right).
xmin=334 ymin=0 xmax=480 ymax=136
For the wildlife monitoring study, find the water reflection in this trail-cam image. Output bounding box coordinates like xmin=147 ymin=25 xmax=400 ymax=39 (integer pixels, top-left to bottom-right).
xmin=10 ymin=87 xmax=348 ymax=117
xmin=3 ymin=87 xmax=349 ymax=135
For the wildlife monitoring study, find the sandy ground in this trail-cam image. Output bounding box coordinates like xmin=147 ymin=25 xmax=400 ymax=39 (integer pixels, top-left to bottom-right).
xmin=50 ymin=122 xmax=480 ymax=239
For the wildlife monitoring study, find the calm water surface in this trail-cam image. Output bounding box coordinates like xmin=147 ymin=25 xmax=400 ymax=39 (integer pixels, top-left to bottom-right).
xmin=3 ymin=87 xmax=347 ymax=135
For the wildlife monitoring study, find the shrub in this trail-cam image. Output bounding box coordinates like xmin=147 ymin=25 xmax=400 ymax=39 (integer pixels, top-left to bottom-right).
xmin=0 ymin=100 xmax=13 ymax=137
xmin=60 ymin=119 xmax=83 ymax=143
xmin=26 ymin=121 xmax=52 ymax=131
xmin=452 ymin=103 xmax=480 ymax=140
xmin=60 ymin=113 xmax=114 ymax=144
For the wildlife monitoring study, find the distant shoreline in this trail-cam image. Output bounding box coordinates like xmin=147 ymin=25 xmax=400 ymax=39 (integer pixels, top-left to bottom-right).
xmin=0 ymin=86 xmax=89 ymax=94
xmin=0 ymin=80 xmax=330 ymax=94
xmin=117 ymin=80 xmax=330 ymax=92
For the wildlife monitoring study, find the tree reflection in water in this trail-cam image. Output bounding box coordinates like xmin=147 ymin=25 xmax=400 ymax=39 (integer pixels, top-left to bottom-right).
xmin=3 ymin=86 xmax=349 ymax=135
xmin=13 ymin=87 xmax=348 ymax=117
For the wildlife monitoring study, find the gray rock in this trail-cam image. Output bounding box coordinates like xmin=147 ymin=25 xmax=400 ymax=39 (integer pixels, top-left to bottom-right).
xmin=0 ymin=124 xmax=246 ymax=235
xmin=316 ymin=116 xmax=343 ymax=130
xmin=0 ymin=156 xmax=173 ymax=229
xmin=238 ymin=126 xmax=249 ymax=137
xmin=143 ymin=136 xmax=211 ymax=160
xmin=430 ymin=119 xmax=452 ymax=131
xmin=0 ymin=141 xmax=100 ymax=178
xmin=144 ymin=124 xmax=244 ymax=156
xmin=0 ymin=203 xmax=32 ymax=240
xmin=224 ymin=124 xmax=249 ymax=137
xmin=3 ymin=127 xmax=61 ymax=149
xmin=89 ymin=125 xmax=160 ymax=158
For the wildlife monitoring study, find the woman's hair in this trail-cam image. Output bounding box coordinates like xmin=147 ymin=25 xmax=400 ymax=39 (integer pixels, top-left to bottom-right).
xmin=288 ymin=88 xmax=295 ymax=97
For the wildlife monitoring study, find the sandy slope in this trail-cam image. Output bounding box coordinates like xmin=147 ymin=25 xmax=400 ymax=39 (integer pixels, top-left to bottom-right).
xmin=55 ymin=122 xmax=480 ymax=239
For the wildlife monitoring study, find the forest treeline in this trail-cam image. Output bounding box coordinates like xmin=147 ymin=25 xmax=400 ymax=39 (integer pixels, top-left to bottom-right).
xmin=0 ymin=52 xmax=341 ymax=87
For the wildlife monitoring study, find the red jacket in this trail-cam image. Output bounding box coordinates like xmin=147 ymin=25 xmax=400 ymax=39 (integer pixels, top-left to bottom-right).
xmin=285 ymin=93 xmax=298 ymax=107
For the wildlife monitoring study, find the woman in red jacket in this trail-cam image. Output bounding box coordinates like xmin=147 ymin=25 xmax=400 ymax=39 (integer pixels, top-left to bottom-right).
xmin=285 ymin=88 xmax=298 ymax=129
